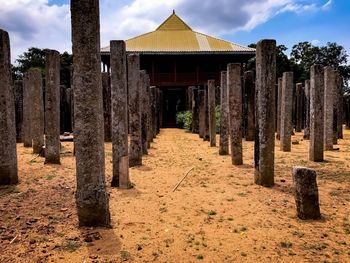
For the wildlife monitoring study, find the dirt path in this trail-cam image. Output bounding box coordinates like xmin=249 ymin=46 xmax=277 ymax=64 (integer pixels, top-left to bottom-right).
xmin=1 ymin=128 xmax=350 ymax=262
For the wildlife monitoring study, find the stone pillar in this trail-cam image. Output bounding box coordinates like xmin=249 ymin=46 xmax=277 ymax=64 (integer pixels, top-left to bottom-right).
xmin=157 ymin=88 xmax=162 ymax=132
xmin=244 ymin=71 xmax=255 ymax=141
xmin=276 ymin=78 xmax=282 ymax=140
xmin=295 ymin=83 xmax=303 ymax=132
xmin=336 ymin=73 xmax=343 ymax=139
xmin=102 ymin=72 xmax=112 ymax=142
xmin=140 ymin=70 xmax=149 ymax=155
xmin=191 ymin=88 xmax=199 ymax=133
xmin=303 ymin=80 xmax=311 ymax=139
xmin=219 ymin=71 xmax=229 ymax=155
xmin=227 ymin=64 xmax=243 ymax=165
xmin=292 ymin=167 xmax=321 ymax=220
xmin=146 ymin=77 xmax=152 ymax=148
xmin=280 ymin=72 xmax=293 ymax=152
xmin=198 ymin=89 xmax=205 ymax=138
xmin=71 ymin=0 xmax=110 ymax=227
xmin=150 ymin=87 xmax=157 ymax=139
xmin=110 ymin=40 xmax=130 ymax=188
xmin=309 ymin=65 xmax=324 ymax=162
xmin=187 ymin=86 xmax=195 ymax=110
xmin=44 ymin=50 xmax=61 ymax=164
xmin=254 ymin=39 xmax=276 ymax=186
xmin=127 ymin=54 xmax=142 ymax=167
xmin=324 ymin=66 xmax=335 ymax=151
xmin=0 ymin=29 xmax=18 ymax=185
xmin=203 ymin=86 xmax=210 ymax=141
xmin=22 ymin=73 xmax=32 ymax=147
xmin=208 ymin=80 xmax=216 ymax=147
xmin=28 ymin=68 xmax=44 ymax=155
xmin=14 ymin=80 xmax=23 ymax=142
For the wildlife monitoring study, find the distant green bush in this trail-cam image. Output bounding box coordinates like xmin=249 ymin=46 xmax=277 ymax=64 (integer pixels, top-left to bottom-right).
xmin=176 ymin=111 xmax=192 ymax=131
xmin=215 ymin=105 xmax=221 ymax=133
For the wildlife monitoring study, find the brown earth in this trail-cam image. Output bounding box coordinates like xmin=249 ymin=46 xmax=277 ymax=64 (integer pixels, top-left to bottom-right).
xmin=1 ymin=128 xmax=350 ymax=263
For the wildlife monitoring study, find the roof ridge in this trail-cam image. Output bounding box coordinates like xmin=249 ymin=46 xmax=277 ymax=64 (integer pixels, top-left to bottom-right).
xmin=156 ymin=11 xmax=192 ymax=31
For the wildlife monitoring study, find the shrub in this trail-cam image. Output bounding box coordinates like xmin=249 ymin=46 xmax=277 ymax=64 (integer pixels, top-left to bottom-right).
xmin=176 ymin=111 xmax=192 ymax=131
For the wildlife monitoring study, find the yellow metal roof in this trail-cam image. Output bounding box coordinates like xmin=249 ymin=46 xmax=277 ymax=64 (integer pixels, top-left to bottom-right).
xmin=101 ymin=11 xmax=255 ymax=54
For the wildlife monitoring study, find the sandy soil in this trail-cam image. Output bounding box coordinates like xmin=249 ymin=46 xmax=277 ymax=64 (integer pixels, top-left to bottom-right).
xmin=1 ymin=128 xmax=350 ymax=263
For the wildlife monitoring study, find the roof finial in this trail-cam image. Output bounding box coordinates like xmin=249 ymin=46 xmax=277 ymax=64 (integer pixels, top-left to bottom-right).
xmin=173 ymin=9 xmax=175 ymax=14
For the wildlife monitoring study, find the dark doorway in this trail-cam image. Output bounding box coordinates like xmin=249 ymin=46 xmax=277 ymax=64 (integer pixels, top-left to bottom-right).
xmin=162 ymin=87 xmax=187 ymax=127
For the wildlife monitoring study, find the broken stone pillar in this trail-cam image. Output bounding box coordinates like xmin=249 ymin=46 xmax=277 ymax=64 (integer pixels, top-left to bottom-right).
xmin=309 ymin=65 xmax=324 ymax=162
xmin=14 ymin=80 xmax=23 ymax=142
xmin=219 ymin=71 xmax=229 ymax=155
xmin=102 ymin=72 xmax=112 ymax=142
xmin=191 ymin=88 xmax=199 ymax=133
xmin=110 ymin=40 xmax=130 ymax=188
xmin=227 ymin=63 xmax=243 ymax=165
xmin=71 ymin=0 xmax=110 ymax=227
xmin=0 ymin=29 xmax=18 ymax=185
xmin=44 ymin=50 xmax=61 ymax=164
xmin=304 ymin=80 xmax=311 ymax=139
xmin=198 ymin=89 xmax=205 ymax=138
xmin=203 ymin=86 xmax=210 ymax=141
xmin=295 ymin=83 xmax=303 ymax=132
xmin=140 ymin=70 xmax=149 ymax=155
xmin=324 ymin=66 xmax=335 ymax=151
xmin=208 ymin=80 xmax=216 ymax=147
xmin=28 ymin=68 xmax=44 ymax=155
xmin=127 ymin=54 xmax=142 ymax=167
xmin=336 ymin=73 xmax=343 ymax=139
xmin=244 ymin=71 xmax=255 ymax=141
xmin=22 ymin=73 xmax=32 ymax=147
xmin=254 ymin=39 xmax=276 ymax=186
xmin=276 ymin=78 xmax=282 ymax=140
xmin=280 ymin=72 xmax=293 ymax=152
xmin=292 ymin=167 xmax=321 ymax=220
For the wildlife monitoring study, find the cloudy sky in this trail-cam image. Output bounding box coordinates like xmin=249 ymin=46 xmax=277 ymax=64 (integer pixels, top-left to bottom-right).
xmin=0 ymin=0 xmax=349 ymax=62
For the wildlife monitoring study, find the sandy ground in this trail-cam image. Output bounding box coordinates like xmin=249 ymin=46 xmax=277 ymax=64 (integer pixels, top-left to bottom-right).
xmin=1 ymin=128 xmax=350 ymax=263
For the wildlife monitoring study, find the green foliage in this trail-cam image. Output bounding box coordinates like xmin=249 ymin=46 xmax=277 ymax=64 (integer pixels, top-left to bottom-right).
xmin=176 ymin=111 xmax=192 ymax=131
xmin=215 ymin=105 xmax=221 ymax=133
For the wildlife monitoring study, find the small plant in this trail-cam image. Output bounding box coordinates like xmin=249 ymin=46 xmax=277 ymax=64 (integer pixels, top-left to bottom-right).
xmin=62 ymin=240 xmax=80 ymax=252
xmin=120 ymin=250 xmax=131 ymax=261
xmin=280 ymin=241 xmax=293 ymax=248
xmin=207 ymin=210 xmax=217 ymax=216
xmin=176 ymin=111 xmax=192 ymax=131
xmin=196 ymin=254 xmax=204 ymax=260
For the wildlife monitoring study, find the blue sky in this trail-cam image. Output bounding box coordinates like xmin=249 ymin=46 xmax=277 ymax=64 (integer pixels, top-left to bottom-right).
xmin=0 ymin=0 xmax=349 ymax=62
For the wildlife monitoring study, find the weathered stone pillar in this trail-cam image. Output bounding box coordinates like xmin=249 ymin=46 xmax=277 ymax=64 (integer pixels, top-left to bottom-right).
xmin=198 ymin=89 xmax=205 ymax=138
xmin=276 ymin=78 xmax=282 ymax=140
xmin=309 ymin=65 xmax=324 ymax=162
xmin=102 ymin=72 xmax=112 ymax=142
xmin=219 ymin=71 xmax=229 ymax=155
xmin=303 ymin=80 xmax=311 ymax=139
xmin=146 ymin=76 xmax=152 ymax=148
xmin=336 ymin=73 xmax=343 ymax=139
xmin=295 ymin=83 xmax=303 ymax=132
xmin=44 ymin=50 xmax=61 ymax=164
xmin=227 ymin=63 xmax=243 ymax=165
xmin=208 ymin=80 xmax=216 ymax=147
xmin=158 ymin=88 xmax=162 ymax=132
xmin=191 ymin=88 xmax=199 ymax=133
xmin=203 ymin=86 xmax=210 ymax=141
xmin=140 ymin=70 xmax=149 ymax=155
xmin=244 ymin=71 xmax=255 ymax=141
xmin=110 ymin=40 xmax=130 ymax=188
xmin=324 ymin=66 xmax=335 ymax=151
xmin=14 ymin=80 xmax=23 ymax=142
xmin=0 ymin=29 xmax=18 ymax=185
xmin=292 ymin=167 xmax=321 ymax=220
xmin=28 ymin=68 xmax=44 ymax=155
xmin=22 ymin=73 xmax=32 ymax=147
xmin=71 ymin=0 xmax=110 ymax=227
xmin=150 ymin=87 xmax=157 ymax=139
xmin=187 ymin=86 xmax=195 ymax=110
xmin=127 ymin=54 xmax=142 ymax=167
xmin=254 ymin=39 xmax=276 ymax=186
xmin=280 ymin=72 xmax=293 ymax=152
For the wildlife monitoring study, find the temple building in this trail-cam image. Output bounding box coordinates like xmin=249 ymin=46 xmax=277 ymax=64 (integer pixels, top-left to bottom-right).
xmin=101 ymin=11 xmax=255 ymax=127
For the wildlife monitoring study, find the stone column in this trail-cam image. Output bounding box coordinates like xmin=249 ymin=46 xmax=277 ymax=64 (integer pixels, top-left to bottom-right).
xmin=280 ymin=72 xmax=293 ymax=152
xmin=110 ymin=40 xmax=130 ymax=188
xmin=219 ymin=71 xmax=229 ymax=155
xmin=14 ymin=80 xmax=23 ymax=142
xmin=191 ymin=88 xmax=199 ymax=133
xmin=309 ymin=65 xmax=324 ymax=162
xmin=140 ymin=70 xmax=149 ymax=155
xmin=44 ymin=49 xmax=61 ymax=164
xmin=295 ymin=83 xmax=303 ymax=132
xmin=150 ymin=87 xmax=157 ymax=139
xmin=276 ymin=78 xmax=282 ymax=140
xmin=146 ymin=76 xmax=152 ymax=148
xmin=254 ymin=39 xmax=276 ymax=186
xmin=292 ymin=167 xmax=321 ymax=220
xmin=244 ymin=71 xmax=255 ymax=141
xmin=208 ymin=80 xmax=216 ymax=147
xmin=203 ymin=86 xmax=210 ymax=141
xmin=102 ymin=72 xmax=112 ymax=142
xmin=71 ymin=0 xmax=110 ymax=227
xmin=127 ymin=54 xmax=142 ymax=167
xmin=28 ymin=68 xmax=44 ymax=155
xmin=0 ymin=29 xmax=18 ymax=185
xmin=198 ymin=89 xmax=205 ymax=138
xmin=324 ymin=66 xmax=335 ymax=151
xmin=303 ymin=80 xmax=311 ymax=139
xmin=22 ymin=73 xmax=32 ymax=147
xmin=227 ymin=64 xmax=243 ymax=165
xmin=336 ymin=73 xmax=343 ymax=139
